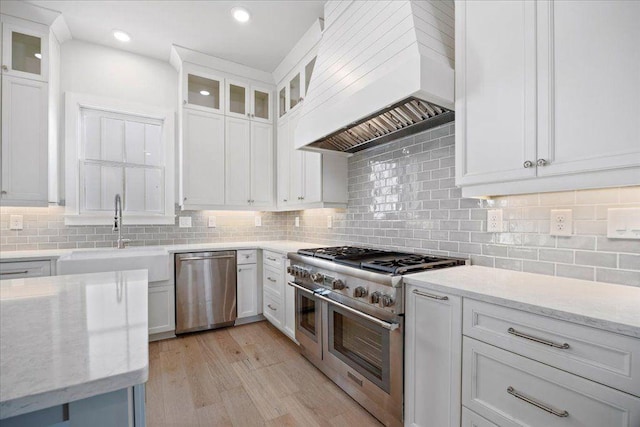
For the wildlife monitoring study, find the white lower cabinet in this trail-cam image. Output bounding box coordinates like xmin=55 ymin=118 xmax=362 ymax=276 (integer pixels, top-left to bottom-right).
xmin=0 ymin=259 xmax=54 ymax=279
xmin=237 ymin=263 xmax=258 ymax=319
xmin=462 ymin=408 xmax=498 ymax=427
xmin=463 ymin=337 xmax=640 ymax=427
xmin=405 ymin=285 xmax=461 ymax=427
xmin=148 ymin=283 xmax=175 ymax=337
xmin=261 ymin=250 xmax=295 ymax=341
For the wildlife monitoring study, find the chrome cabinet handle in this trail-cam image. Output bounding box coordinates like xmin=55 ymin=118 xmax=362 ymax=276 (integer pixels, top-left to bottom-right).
xmin=507 ymin=327 xmax=570 ymax=349
xmin=523 ymin=160 xmax=534 ymax=168
xmin=183 ymin=100 xmax=187 ymax=105
xmin=266 ymin=256 xmax=277 ymax=261
xmin=1 ymin=190 xmax=7 ymax=195
xmin=507 ymin=386 xmax=569 ymax=418
xmin=267 ymin=277 xmax=276 ymax=282
xmin=1 ymin=65 xmax=8 ymax=71
xmin=267 ymin=304 xmax=277 ymax=311
xmin=1 ymin=270 xmax=29 ymax=276
xmin=537 ymin=159 xmax=548 ymax=167
xmin=412 ymin=289 xmax=448 ymax=301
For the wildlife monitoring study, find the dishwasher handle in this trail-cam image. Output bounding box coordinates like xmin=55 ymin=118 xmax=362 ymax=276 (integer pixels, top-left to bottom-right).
xmin=179 ymin=255 xmax=235 ymax=261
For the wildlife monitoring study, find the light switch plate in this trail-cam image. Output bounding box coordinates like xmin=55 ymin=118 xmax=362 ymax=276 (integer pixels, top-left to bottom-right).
xmin=179 ymin=216 xmax=192 ymax=228
xmin=208 ymin=216 xmax=216 ymax=228
xmin=9 ymin=215 xmax=23 ymax=230
xmin=295 ymin=217 xmax=300 ymax=227
xmin=255 ymin=216 xmax=262 ymax=227
xmin=327 ymin=216 xmax=333 ymax=229
xmin=486 ymin=209 xmax=503 ymax=232
xmin=607 ymin=207 xmax=640 ymax=239
xmin=550 ymin=209 xmax=573 ymax=236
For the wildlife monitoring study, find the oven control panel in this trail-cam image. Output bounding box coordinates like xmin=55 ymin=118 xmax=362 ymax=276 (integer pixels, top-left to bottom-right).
xmin=288 ymin=262 xmax=402 ymax=314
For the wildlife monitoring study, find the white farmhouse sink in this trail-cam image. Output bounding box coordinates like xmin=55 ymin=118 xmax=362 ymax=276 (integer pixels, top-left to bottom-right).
xmin=57 ymin=247 xmax=170 ymax=282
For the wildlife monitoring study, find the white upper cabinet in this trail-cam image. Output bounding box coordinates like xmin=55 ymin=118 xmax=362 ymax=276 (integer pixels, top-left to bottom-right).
xmin=225 ymin=79 xmax=250 ymax=120
xmin=277 ymin=55 xmax=317 ymax=119
xmin=225 ymin=116 xmax=252 ymax=205
xmin=1 ymin=75 xmax=48 ymax=205
xmin=181 ymin=109 xmax=225 ymax=208
xmin=1 ymin=20 xmax=49 ymax=82
xmin=251 ymin=85 xmax=272 ymax=124
xmin=456 ymin=0 xmax=640 ymax=197
xmin=276 ymin=119 xmax=290 ymax=205
xmin=182 ymin=63 xmax=224 ymax=115
xmin=535 ymin=0 xmax=640 ymax=178
xmin=250 ymin=121 xmax=274 ymax=207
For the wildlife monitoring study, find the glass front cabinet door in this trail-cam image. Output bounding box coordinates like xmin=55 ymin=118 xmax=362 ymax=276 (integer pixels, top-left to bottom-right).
xmin=1 ymin=21 xmax=49 ymax=81
xmin=226 ymin=79 xmax=250 ymax=119
xmin=182 ymin=63 xmax=224 ymax=115
xmin=251 ymin=85 xmax=272 ymax=123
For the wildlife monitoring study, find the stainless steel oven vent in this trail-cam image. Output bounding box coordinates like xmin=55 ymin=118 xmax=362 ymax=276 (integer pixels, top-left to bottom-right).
xmin=306 ymin=97 xmax=454 ymax=154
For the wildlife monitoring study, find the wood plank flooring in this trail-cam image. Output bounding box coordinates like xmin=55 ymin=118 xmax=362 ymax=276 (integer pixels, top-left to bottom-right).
xmin=147 ymin=321 xmax=383 ymax=427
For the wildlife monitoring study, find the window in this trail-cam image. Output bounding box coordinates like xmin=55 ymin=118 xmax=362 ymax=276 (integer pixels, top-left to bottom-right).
xmin=65 ymin=93 xmax=175 ymax=225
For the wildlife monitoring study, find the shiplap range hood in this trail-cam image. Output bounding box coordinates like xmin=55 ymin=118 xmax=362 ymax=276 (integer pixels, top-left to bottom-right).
xmin=295 ymin=0 xmax=455 ymax=154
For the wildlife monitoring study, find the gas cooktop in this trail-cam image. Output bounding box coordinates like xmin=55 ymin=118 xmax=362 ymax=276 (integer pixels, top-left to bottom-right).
xmin=297 ymin=246 xmax=466 ymax=275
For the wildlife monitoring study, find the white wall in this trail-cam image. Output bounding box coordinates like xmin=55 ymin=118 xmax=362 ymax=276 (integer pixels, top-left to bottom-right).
xmin=59 ymin=39 xmax=178 ymax=202
xmin=60 ymin=39 xmax=177 ymax=108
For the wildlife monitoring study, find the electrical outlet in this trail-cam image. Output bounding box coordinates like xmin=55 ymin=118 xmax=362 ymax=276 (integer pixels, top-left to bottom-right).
xmin=255 ymin=215 xmax=262 ymax=227
xmin=208 ymin=216 xmax=216 ymax=228
xmin=179 ymin=216 xmax=192 ymax=228
xmin=295 ymin=217 xmax=300 ymax=227
xmin=486 ymin=209 xmax=503 ymax=232
xmin=9 ymin=215 xmax=23 ymax=230
xmin=550 ymin=209 xmax=573 ymax=236
xmin=327 ymin=216 xmax=333 ymax=229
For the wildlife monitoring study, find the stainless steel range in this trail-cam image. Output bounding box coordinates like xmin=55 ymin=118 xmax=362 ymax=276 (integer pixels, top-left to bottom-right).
xmin=287 ymin=247 xmax=467 ymax=427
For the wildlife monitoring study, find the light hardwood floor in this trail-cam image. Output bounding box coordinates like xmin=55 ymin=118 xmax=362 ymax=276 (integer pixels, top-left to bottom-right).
xmin=147 ymin=321 xmax=383 ymax=427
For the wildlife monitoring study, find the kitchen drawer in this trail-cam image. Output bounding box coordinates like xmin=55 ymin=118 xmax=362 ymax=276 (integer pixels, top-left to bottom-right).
xmin=0 ymin=260 xmax=52 ymax=280
xmin=462 ymin=337 xmax=640 ymax=427
xmin=463 ymin=299 xmax=640 ymax=396
xmin=237 ymin=250 xmax=257 ymax=265
xmin=263 ymin=290 xmax=283 ymax=328
xmin=462 ymin=407 xmax=498 ymax=427
xmin=263 ymin=265 xmax=283 ymax=298
xmin=263 ymin=250 xmax=283 ymax=269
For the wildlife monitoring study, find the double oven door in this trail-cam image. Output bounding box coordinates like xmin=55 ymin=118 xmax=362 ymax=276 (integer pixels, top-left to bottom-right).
xmin=292 ymin=282 xmax=403 ymax=426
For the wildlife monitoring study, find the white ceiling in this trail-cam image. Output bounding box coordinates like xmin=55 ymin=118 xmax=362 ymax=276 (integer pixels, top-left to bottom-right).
xmin=29 ymin=0 xmax=325 ymax=72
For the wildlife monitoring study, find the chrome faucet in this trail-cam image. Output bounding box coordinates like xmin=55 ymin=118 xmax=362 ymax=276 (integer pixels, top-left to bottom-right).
xmin=113 ymin=194 xmax=130 ymax=249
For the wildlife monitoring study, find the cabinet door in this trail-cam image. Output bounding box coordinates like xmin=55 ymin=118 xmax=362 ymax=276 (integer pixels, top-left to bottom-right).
xmin=289 ymin=72 xmax=302 ymax=111
xmin=250 ymin=85 xmax=272 ymax=124
xmin=278 ymin=85 xmax=288 ymax=119
xmin=1 ymin=21 xmax=49 ymax=81
xmin=148 ymin=285 xmax=175 ymax=336
xmin=303 ymin=152 xmax=322 ymax=203
xmin=182 ymin=64 xmax=224 ymax=115
xmin=226 ymin=79 xmax=250 ymax=120
xmin=288 ymin=110 xmax=304 ymax=202
xmin=182 ymin=109 xmax=225 ymax=207
xmin=536 ymin=1 xmax=640 ymax=177
xmin=250 ymin=121 xmax=273 ymax=206
xmin=455 ymin=0 xmax=537 ymax=186
xmin=237 ymin=264 xmax=258 ymax=319
xmin=1 ymin=75 xmax=48 ymax=205
xmin=405 ymin=285 xmax=462 ymax=427
xmin=225 ymin=117 xmax=251 ymax=205
xmin=276 ymin=118 xmax=291 ymax=206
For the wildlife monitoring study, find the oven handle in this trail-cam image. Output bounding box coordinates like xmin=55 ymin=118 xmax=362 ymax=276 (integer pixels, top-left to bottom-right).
xmin=287 ymin=281 xmax=399 ymax=331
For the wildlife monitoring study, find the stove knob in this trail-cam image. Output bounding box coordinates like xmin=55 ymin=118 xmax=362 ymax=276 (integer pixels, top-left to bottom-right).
xmin=286 ymin=266 xmax=294 ymax=275
xmin=370 ymin=291 xmax=381 ymax=304
xmin=301 ymin=270 xmax=310 ymax=278
xmin=353 ymin=287 xmax=368 ymax=298
xmin=381 ymin=294 xmax=395 ymax=307
xmin=332 ymin=279 xmax=345 ymax=290
xmin=310 ymin=273 xmax=324 ymax=283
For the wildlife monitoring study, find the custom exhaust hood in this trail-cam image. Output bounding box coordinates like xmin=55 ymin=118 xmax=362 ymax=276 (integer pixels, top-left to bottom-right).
xmin=295 ymin=0 xmax=455 ymax=154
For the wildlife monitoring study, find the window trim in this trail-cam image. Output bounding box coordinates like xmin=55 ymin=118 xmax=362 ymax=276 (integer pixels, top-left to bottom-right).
xmin=64 ymin=92 xmax=176 ymax=225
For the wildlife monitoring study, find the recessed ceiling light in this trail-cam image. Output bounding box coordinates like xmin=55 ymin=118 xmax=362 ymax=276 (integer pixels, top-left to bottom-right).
xmin=34 ymin=53 xmax=42 ymax=59
xmin=231 ymin=7 xmax=251 ymax=23
xmin=113 ymin=30 xmax=131 ymax=42
xmin=200 ymin=90 xmax=210 ymax=96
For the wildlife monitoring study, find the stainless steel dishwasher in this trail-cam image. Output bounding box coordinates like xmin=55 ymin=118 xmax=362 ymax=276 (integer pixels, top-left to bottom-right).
xmin=175 ymin=251 xmax=237 ymax=334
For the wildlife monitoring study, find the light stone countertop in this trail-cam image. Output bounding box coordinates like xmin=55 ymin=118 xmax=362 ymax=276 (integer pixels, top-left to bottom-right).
xmin=0 ymin=270 xmax=149 ymax=419
xmin=0 ymin=240 xmax=323 ymax=262
xmin=404 ymin=265 xmax=640 ymax=338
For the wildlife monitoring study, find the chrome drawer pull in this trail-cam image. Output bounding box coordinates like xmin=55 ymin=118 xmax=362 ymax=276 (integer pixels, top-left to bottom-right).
xmin=266 ymin=256 xmax=277 ymax=261
xmin=508 ymin=327 xmax=570 ymax=349
xmin=412 ymin=289 xmax=448 ymax=300
xmin=507 ymin=386 xmax=569 ymax=418
xmin=267 ymin=304 xmax=277 ymax=311
xmin=267 ymin=277 xmax=276 ymax=282
xmin=0 ymin=270 xmax=29 ymax=276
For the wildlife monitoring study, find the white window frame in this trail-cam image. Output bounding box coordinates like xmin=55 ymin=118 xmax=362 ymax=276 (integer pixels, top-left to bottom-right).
xmin=64 ymin=92 xmax=176 ymax=225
